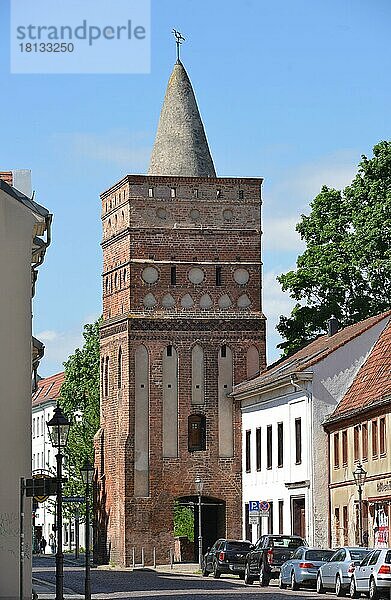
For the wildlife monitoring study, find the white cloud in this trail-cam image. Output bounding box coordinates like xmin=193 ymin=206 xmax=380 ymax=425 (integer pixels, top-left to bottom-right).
xmin=61 ymin=129 xmax=151 ymax=171
xmin=263 ymin=270 xmax=296 ymax=364
xmin=263 ymin=216 xmax=304 ymax=252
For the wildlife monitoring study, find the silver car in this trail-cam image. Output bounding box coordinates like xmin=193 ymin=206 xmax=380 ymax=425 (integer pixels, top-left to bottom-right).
xmin=350 ymin=547 xmax=391 ymax=599
xmin=317 ymin=546 xmax=370 ymax=596
xmin=279 ymin=547 xmax=334 ymax=590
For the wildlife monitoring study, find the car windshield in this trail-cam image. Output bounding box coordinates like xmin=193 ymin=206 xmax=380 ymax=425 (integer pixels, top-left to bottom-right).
xmin=351 ymin=550 xmax=370 ymax=561
xmin=270 ymin=537 xmax=305 ymax=548
xmin=385 ymin=551 xmax=391 ymax=564
xmin=305 ymin=550 xmax=334 ymax=561
xmin=226 ymin=542 xmax=252 ymax=551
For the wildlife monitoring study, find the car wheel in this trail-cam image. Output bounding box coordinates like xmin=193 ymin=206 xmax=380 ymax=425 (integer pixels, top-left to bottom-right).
xmin=336 ymin=574 xmax=344 ymax=597
xmin=259 ymin=564 xmax=269 ymax=587
xmin=279 ymin=572 xmax=287 ymax=589
xmin=369 ymin=577 xmax=379 ymax=600
xmin=213 ymin=562 xmax=221 ymax=579
xmin=349 ymin=577 xmax=359 ymax=599
xmin=244 ymin=563 xmax=254 ymax=585
xmin=291 ymin=571 xmax=299 ymax=591
xmin=317 ymin=573 xmax=325 ymax=594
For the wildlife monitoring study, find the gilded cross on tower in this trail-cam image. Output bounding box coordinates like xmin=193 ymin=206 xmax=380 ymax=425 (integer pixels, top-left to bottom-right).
xmin=172 ymin=29 xmax=185 ymax=62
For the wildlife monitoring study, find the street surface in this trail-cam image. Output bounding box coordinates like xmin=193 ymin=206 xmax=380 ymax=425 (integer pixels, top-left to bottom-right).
xmin=33 ymin=555 xmax=332 ymax=600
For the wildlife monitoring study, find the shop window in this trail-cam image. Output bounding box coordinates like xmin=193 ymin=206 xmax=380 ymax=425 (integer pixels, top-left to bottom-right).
xmin=279 ymin=500 xmax=284 ymax=534
xmin=188 ymin=414 xmax=206 ymax=452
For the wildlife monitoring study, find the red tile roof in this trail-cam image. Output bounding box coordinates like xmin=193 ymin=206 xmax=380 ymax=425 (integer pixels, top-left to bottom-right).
xmin=0 ymin=171 xmax=13 ymax=186
xmin=32 ymin=372 xmax=64 ymax=407
xmin=327 ymin=319 xmax=391 ymax=421
xmin=233 ymin=311 xmax=391 ymax=396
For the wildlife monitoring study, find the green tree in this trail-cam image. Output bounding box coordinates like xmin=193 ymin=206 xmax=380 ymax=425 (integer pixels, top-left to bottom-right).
xmin=59 ymin=318 xmax=101 ymax=515
xmin=173 ymin=502 xmax=194 ymax=541
xmin=277 ymin=141 xmax=391 ymax=355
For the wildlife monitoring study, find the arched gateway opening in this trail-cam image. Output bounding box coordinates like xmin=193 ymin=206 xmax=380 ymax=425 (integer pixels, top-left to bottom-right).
xmin=175 ymin=496 xmax=226 ymax=562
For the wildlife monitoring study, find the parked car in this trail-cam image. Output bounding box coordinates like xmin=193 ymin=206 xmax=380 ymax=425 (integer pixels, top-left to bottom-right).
xmin=244 ymin=534 xmax=307 ymax=586
xmin=202 ymin=538 xmax=252 ymax=579
xmin=316 ymin=546 xmax=370 ymax=596
xmin=349 ymin=547 xmax=391 ymax=599
xmin=279 ymin=547 xmax=335 ymax=590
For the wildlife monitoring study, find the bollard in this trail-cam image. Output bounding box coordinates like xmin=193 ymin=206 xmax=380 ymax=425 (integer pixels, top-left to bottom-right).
xmin=153 ymin=547 xmax=156 ymax=569
xmin=141 ymin=547 xmax=145 ymax=567
xmin=132 ymin=547 xmax=135 ymax=568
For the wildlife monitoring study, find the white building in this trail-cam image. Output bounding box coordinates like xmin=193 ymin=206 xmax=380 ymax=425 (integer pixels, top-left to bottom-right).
xmin=232 ymin=313 xmax=391 ymax=547
xmin=0 ymin=174 xmax=51 ymax=600
xmin=32 ymin=372 xmax=86 ymax=553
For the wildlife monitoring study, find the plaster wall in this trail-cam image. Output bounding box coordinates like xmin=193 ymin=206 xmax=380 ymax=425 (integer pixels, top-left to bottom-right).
xmin=0 ymin=189 xmax=35 ymax=600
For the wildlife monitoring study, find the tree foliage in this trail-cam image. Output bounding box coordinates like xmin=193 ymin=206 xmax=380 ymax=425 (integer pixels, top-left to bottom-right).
xmin=277 ymin=141 xmax=391 ymax=355
xmin=173 ymin=502 xmax=194 ymax=542
xmin=59 ymin=318 xmax=101 ymax=516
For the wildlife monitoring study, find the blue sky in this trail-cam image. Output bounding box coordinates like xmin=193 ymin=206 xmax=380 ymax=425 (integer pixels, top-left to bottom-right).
xmin=1 ymin=0 xmax=390 ymax=375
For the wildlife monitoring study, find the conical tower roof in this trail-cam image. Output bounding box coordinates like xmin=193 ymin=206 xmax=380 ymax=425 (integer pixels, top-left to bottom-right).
xmin=148 ymin=61 xmax=216 ymax=177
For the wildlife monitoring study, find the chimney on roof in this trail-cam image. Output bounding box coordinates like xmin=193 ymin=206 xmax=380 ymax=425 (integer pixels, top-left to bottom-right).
xmin=328 ymin=315 xmax=339 ymax=337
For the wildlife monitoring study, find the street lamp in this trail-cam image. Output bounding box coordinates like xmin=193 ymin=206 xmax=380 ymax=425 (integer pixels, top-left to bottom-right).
xmin=47 ymin=405 xmax=70 ymax=600
xmin=80 ymin=459 xmax=94 ymax=600
xmin=353 ymin=462 xmax=367 ymax=546
xmin=195 ymin=476 xmax=204 ymax=570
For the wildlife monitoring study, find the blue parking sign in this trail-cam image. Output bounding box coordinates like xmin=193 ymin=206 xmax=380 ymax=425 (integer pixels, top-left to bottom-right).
xmin=249 ymin=500 xmax=260 ymax=512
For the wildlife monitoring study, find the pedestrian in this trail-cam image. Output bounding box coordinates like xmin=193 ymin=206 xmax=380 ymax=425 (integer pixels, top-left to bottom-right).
xmin=49 ymin=532 xmax=56 ymax=554
xmin=40 ymin=537 xmax=47 ymax=555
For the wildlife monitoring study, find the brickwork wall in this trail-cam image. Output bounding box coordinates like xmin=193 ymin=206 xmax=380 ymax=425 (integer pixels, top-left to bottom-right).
xmin=95 ymin=175 xmax=265 ymax=566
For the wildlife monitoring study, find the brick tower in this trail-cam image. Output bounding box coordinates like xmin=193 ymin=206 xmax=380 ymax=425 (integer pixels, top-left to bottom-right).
xmin=95 ymin=58 xmax=265 ymax=566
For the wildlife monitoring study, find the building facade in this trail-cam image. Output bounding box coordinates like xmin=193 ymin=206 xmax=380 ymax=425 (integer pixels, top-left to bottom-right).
xmin=95 ymin=59 xmax=265 ymax=566
xmin=233 ymin=313 xmax=391 ymax=547
xmin=325 ymin=317 xmax=391 ymax=548
xmin=0 ymin=175 xmax=51 ymax=600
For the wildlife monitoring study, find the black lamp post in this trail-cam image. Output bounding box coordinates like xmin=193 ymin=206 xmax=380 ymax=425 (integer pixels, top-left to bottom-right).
xmin=47 ymin=405 xmax=70 ymax=600
xmin=195 ymin=476 xmax=203 ymax=570
xmin=353 ymin=462 xmax=367 ymax=546
xmin=80 ymin=459 xmax=94 ymax=600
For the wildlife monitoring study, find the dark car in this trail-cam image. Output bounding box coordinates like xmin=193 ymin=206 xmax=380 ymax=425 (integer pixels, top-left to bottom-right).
xmin=279 ymin=547 xmax=335 ymax=590
xmin=244 ymin=534 xmax=307 ymax=586
xmin=202 ymin=539 xmax=253 ymax=579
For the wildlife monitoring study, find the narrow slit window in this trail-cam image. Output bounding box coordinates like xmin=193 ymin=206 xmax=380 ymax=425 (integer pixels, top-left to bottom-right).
xmin=245 ymin=430 xmax=251 ymax=472
xmin=277 ymin=422 xmax=283 ymax=468
xmin=170 ymin=266 xmax=177 ymax=286
xmin=188 ymin=414 xmax=206 ymax=452
xmin=216 ymin=266 xmax=222 ymax=286
xmin=295 ymin=418 xmax=302 ymax=465
xmin=256 ymin=427 xmax=261 ymax=471
xmin=266 ymin=425 xmax=272 ymax=469
xmin=171 ymin=187 xmax=176 ymax=198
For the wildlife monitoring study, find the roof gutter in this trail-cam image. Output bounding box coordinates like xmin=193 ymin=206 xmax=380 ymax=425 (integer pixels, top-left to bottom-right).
xmin=233 ymin=370 xmax=312 ymax=403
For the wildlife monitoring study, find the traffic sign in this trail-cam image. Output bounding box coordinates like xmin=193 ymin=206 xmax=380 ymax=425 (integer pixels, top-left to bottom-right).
xmin=249 ymin=515 xmax=259 ymax=525
xmin=259 ymin=500 xmax=270 ymax=512
xmin=249 ymin=500 xmax=260 ymax=512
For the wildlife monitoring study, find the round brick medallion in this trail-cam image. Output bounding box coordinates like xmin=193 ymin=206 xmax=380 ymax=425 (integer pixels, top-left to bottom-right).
xmin=141 ymin=266 xmax=159 ymax=284
xmin=188 ymin=267 xmax=205 ymax=284
xmin=233 ymin=268 xmax=250 ymax=285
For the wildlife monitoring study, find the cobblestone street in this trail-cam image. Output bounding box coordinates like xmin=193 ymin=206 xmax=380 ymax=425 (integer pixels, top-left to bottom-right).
xmin=33 ymin=556 xmax=331 ymax=600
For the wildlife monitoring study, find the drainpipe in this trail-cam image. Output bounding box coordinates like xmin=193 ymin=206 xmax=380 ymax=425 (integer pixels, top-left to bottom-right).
xmin=290 ymin=376 xmax=314 ymax=545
